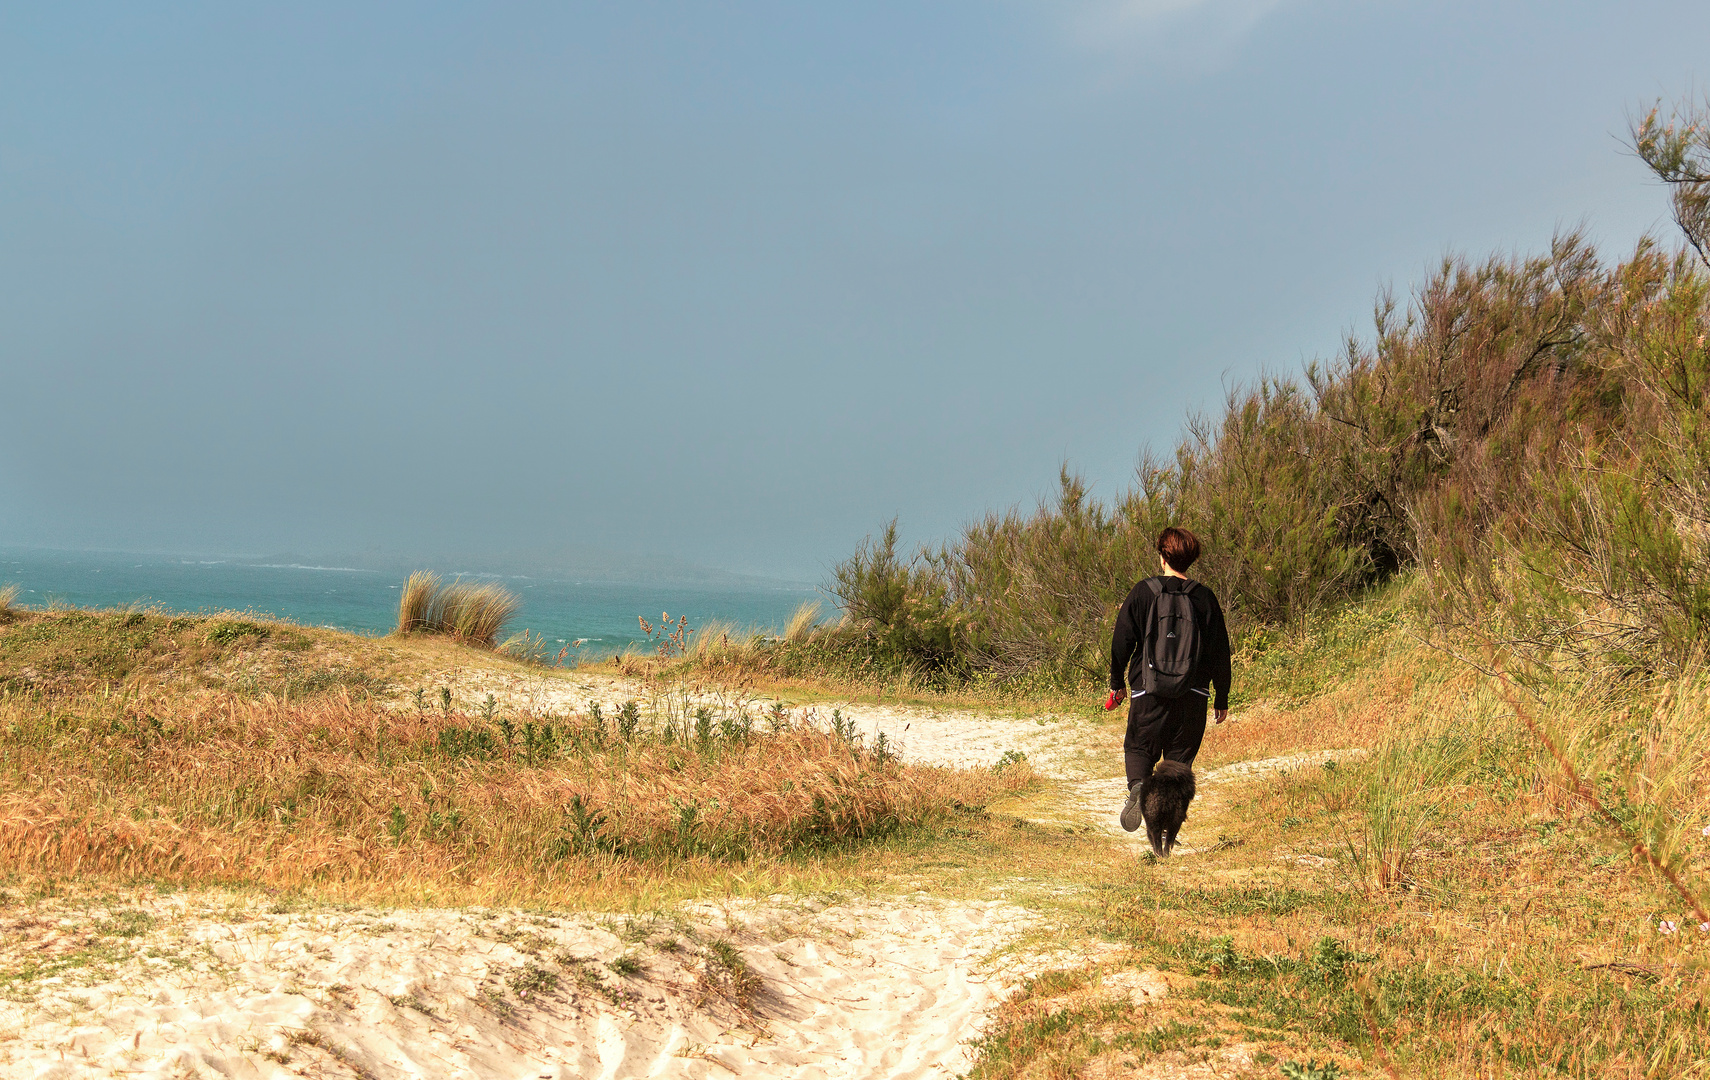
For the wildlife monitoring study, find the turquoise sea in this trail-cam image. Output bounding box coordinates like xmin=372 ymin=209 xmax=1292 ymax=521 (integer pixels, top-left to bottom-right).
xmin=0 ymin=548 xmax=823 ymax=657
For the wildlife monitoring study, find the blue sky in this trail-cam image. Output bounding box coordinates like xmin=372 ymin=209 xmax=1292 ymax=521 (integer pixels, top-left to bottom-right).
xmin=1 ymin=2 xmax=1705 ymax=579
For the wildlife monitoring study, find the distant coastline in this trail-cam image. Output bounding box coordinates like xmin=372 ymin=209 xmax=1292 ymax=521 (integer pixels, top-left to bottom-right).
xmin=0 ymin=541 xmax=815 ymax=592
xmin=0 ymin=545 xmax=822 ymax=654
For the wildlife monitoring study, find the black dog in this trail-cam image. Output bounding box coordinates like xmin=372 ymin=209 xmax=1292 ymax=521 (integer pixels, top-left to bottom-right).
xmin=1142 ymin=759 xmax=1196 ymax=857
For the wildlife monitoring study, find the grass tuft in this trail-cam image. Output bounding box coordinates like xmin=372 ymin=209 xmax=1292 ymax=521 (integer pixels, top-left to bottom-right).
xmin=784 ymin=601 xmax=822 ymax=644
xmin=703 ymin=938 xmax=761 ymax=1007
xmin=394 ymin=572 xmax=520 ymax=648
xmin=397 ymin=572 xmax=437 ymax=635
xmin=686 ymin=620 xmax=752 ymax=663
xmin=1339 ymin=735 xmax=1469 ymax=894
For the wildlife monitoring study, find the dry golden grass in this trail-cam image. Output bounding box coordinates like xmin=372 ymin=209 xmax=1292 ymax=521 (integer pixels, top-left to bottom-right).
xmin=685 ymin=619 xmax=754 ymax=663
xmin=0 ymin=688 xmax=1029 ymax=905
xmin=0 ymin=583 xmax=19 ymax=618
xmin=968 ymin=603 xmax=1710 ymax=1079
xmin=0 ymin=606 xmax=1046 ymax=913
xmin=784 ymin=601 xmax=823 ymax=643
xmin=396 ymin=570 xmax=437 ymax=635
xmin=395 ymin=572 xmax=520 ymax=647
xmin=13 ymin=584 xmax=1710 ymax=1075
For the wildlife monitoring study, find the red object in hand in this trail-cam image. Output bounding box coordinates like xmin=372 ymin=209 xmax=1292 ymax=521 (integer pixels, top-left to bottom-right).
xmin=1103 ymin=690 xmax=1121 ymax=711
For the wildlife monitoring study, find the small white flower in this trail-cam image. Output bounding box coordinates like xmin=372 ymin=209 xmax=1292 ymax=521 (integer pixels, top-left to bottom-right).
xmin=1700 ymin=922 xmax=1710 ymax=934
xmin=1660 ymin=920 xmax=1679 ymax=934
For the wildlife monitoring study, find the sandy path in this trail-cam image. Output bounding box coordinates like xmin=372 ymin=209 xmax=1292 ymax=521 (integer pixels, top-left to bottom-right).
xmin=1060 ymin=749 xmax=1372 ymax=854
xmin=419 ymin=669 xmax=1093 ymax=775
xmin=0 ymin=896 xmax=1034 ymax=1080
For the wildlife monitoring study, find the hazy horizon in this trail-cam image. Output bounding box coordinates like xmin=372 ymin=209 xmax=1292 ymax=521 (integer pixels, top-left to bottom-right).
xmin=4 ymin=3 xmax=1707 ymax=581
xmin=0 ymin=538 xmax=816 ymax=588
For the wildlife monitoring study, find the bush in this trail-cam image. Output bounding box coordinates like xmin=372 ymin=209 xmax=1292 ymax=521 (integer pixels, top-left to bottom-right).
xmin=828 ymin=520 xmax=973 ymax=675
xmin=1413 ymin=242 xmax=1710 ymax=677
xmin=826 ymin=225 xmax=1710 ymax=685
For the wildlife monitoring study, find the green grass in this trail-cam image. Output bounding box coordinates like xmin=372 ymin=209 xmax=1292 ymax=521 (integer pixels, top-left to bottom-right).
xmin=1227 ymin=586 xmax=1406 ymax=710
xmin=506 ymin=961 xmax=560 ymax=999
xmin=0 ymin=609 xmax=205 ymax=690
xmin=0 ymin=607 xmax=378 ymax=699
xmin=704 ymin=938 xmax=761 ymax=1006
xmin=0 ymin=901 xmax=167 ymax=1003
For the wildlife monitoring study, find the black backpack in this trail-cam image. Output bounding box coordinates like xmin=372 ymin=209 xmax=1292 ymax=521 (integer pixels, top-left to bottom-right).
xmin=1141 ymin=578 xmax=1200 ymax=698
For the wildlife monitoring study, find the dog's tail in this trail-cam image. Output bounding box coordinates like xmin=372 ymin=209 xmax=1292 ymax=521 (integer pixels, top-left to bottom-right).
xmin=1143 ymin=760 xmax=1197 ymax=857
xmin=1150 ymin=759 xmax=1195 ymax=795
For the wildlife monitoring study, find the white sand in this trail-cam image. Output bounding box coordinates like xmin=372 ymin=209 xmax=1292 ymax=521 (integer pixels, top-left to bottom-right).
xmin=0 ymin=896 xmax=1034 ymax=1080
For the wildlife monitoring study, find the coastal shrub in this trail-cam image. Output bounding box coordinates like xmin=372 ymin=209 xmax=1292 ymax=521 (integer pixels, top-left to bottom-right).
xmin=823 ymin=133 xmax=1710 ymax=683
xmin=395 ymin=571 xmax=520 ymax=648
xmin=1633 ymin=96 xmax=1710 ymax=270
xmin=1170 ymin=376 xmax=1373 ymax=625
xmin=1411 ymin=241 xmax=1710 ymax=677
xmin=910 ymin=466 xmax=1171 ymax=685
xmin=0 ymin=584 xmax=18 ymax=622
xmin=828 ymin=520 xmax=972 ymax=675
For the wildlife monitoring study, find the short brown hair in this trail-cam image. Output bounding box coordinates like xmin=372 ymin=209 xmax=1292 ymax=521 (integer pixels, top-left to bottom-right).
xmin=1157 ymin=527 xmax=1201 ymax=573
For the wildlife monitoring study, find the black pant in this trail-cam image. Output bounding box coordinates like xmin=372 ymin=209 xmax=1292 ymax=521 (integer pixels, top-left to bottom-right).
xmin=1123 ymin=691 xmax=1209 ymax=789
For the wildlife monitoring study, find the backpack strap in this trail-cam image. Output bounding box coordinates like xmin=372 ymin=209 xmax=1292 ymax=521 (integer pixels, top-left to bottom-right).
xmin=1150 ymin=576 xmax=1195 ymax=595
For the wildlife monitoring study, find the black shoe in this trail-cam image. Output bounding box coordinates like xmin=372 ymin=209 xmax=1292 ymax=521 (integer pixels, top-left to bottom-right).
xmin=1120 ymin=784 xmax=1144 ymax=833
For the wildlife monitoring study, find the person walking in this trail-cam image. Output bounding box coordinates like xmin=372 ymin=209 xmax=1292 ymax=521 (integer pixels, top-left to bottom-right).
xmin=1104 ymin=526 xmax=1232 ymax=834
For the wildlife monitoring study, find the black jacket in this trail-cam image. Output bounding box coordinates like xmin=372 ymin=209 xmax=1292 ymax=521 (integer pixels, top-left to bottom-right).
xmin=1109 ymin=576 xmax=1232 ymax=709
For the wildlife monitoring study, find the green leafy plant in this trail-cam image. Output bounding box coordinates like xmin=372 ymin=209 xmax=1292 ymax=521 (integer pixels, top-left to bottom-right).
xmin=507 ymin=961 xmax=559 ymax=1000
xmin=994 ymin=750 xmax=1028 ymax=772
xmin=203 ymin=620 xmax=269 ymax=646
